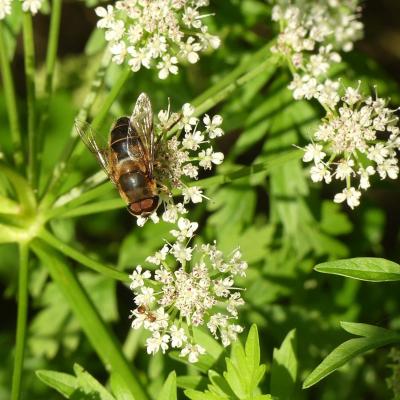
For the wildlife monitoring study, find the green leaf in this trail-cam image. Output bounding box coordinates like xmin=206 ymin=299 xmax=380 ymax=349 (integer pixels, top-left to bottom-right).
xmin=110 ymin=373 xmax=135 ymax=400
xmin=36 ymin=369 xmax=77 ymax=397
xmin=339 ymin=322 xmax=397 ymax=338
xmin=303 ymin=329 xmax=400 ymax=388
xmin=314 ymin=257 xmax=400 ymax=282
xmin=0 ymin=164 xmax=36 ymax=213
xmin=157 ymin=371 xmax=177 ymax=400
xmin=176 ymin=376 xmax=204 ymax=390
xmin=185 ymin=389 xmax=223 ymax=400
xmin=74 ymin=364 xmax=116 ymax=400
xmin=270 ymin=329 xmax=297 ymax=400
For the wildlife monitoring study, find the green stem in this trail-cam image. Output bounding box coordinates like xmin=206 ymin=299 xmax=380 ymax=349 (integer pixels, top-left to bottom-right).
xmin=38 ymin=228 xmax=128 ymax=282
xmin=11 ymin=243 xmax=29 ymax=400
xmin=0 ymin=22 xmax=23 ymax=167
xmin=31 ymin=241 xmax=149 ymax=400
xmin=92 ymin=67 xmax=131 ymax=131
xmin=49 ymin=150 xmax=302 ymax=218
xmin=48 ymin=40 xmax=280 ymax=214
xmin=192 ymin=40 xmax=278 ymax=116
xmin=37 ymin=0 xmax=63 ymax=185
xmin=40 ymin=56 xmax=129 ymax=208
xmin=22 ymin=12 xmax=37 ymax=186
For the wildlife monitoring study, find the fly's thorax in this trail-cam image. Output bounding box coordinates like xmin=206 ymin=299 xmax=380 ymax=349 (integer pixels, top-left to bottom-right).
xmin=110 ymin=117 xmax=130 ymax=162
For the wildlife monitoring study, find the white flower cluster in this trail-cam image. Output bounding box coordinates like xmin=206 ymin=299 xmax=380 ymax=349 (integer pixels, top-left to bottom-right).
xmin=302 ymin=84 xmax=400 ymax=208
xmin=137 ymin=102 xmax=224 ymax=226
xmin=129 ymin=218 xmax=247 ymax=362
xmin=271 ymin=0 xmax=363 ymax=106
xmin=95 ymin=0 xmax=220 ymax=79
xmin=0 ymin=0 xmax=43 ymax=19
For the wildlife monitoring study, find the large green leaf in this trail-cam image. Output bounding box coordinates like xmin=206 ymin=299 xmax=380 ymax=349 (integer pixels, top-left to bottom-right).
xmin=314 ymin=258 xmax=400 ymax=282
xmin=303 ymin=324 xmax=400 ymax=388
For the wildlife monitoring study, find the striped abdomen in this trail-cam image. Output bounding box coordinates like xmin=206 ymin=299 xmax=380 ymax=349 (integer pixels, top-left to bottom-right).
xmin=109 ymin=117 xmax=159 ymax=216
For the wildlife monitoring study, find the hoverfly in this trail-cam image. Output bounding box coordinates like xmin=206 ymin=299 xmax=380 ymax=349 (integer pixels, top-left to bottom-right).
xmin=77 ymin=93 xmax=169 ymax=217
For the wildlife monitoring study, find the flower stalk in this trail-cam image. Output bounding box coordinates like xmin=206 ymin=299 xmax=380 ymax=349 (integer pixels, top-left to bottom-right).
xmin=22 ymin=12 xmax=37 ymax=187
xmin=0 ymin=22 xmax=23 ymax=167
xmin=11 ymin=243 xmax=29 ymax=400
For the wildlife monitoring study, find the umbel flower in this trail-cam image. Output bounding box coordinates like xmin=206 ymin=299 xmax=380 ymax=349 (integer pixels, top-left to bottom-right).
xmin=302 ymin=83 xmax=400 ymax=208
xmin=95 ymin=0 xmax=220 ymax=79
xmin=271 ymin=0 xmax=363 ymax=103
xmin=129 ymin=218 xmax=247 ymax=362
xmin=137 ymin=101 xmax=224 ymax=226
xmin=0 ymin=0 xmax=43 ymax=19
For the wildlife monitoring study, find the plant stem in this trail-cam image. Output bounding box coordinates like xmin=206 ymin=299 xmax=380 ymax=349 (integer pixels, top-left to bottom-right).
xmin=31 ymin=241 xmax=149 ymax=400
xmin=48 ymin=150 xmax=302 ymax=218
xmin=37 ymin=0 xmax=63 ymax=185
xmin=11 ymin=243 xmax=29 ymax=400
xmin=0 ymin=22 xmax=23 ymax=167
xmin=92 ymin=67 xmax=131 ymax=131
xmin=40 ymin=57 xmax=130 ymax=208
xmin=192 ymin=40 xmax=278 ymax=116
xmin=48 ymin=40 xmax=280 ymax=213
xmin=22 ymin=12 xmax=37 ymax=186
xmin=38 ymin=228 xmax=129 ymax=282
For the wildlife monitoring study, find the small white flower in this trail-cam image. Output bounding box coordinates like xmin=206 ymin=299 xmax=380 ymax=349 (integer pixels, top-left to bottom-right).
xmin=171 ymin=242 xmax=193 ymax=263
xmin=199 ymin=148 xmax=224 ymax=170
xmin=95 ymin=5 xmax=115 ymax=29
xmin=182 ymin=186 xmax=203 ymax=204
xmin=303 ymin=143 xmax=326 ymax=163
xmin=146 ymin=244 xmax=169 ymax=265
xmin=0 ymin=0 xmax=12 ymax=20
xmin=182 ymin=131 xmax=204 ymax=150
xmin=180 ymin=343 xmax=206 ymax=363
xmin=135 ymin=287 xmax=155 ymax=306
xmin=334 ymin=187 xmax=361 ymax=209
xmin=157 ymin=55 xmax=178 ymax=80
xmin=22 ymin=0 xmax=43 ymax=14
xmin=146 ymin=332 xmax=170 ymax=355
xmin=335 ymin=159 xmax=355 ymax=180
xmin=171 ymin=218 xmax=198 ymax=241
xmin=203 ymin=114 xmax=224 ymax=138
xmin=170 ymin=325 xmax=187 ymax=348
xmin=129 ymin=265 xmax=151 ymax=289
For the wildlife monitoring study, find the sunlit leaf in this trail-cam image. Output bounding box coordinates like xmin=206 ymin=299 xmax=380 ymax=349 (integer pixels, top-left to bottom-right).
xmin=315 ymin=258 xmax=400 ymax=282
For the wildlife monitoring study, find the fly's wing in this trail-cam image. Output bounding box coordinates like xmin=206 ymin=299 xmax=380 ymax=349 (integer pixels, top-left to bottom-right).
xmin=75 ymin=120 xmax=116 ymax=185
xmin=128 ymin=93 xmax=155 ymax=174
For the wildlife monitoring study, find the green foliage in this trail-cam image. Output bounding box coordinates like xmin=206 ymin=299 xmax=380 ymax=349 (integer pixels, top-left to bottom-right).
xmin=270 ymin=329 xmax=298 ymax=400
xmin=315 ymin=258 xmax=400 ymax=282
xmin=185 ymin=325 xmax=270 ymax=400
xmin=304 ymin=323 xmax=400 ymax=389
xmin=0 ymin=1 xmax=399 ymax=400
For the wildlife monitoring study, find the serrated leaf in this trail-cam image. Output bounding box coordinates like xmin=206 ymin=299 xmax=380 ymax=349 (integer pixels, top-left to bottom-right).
xmin=224 ymin=358 xmax=246 ymax=399
xmin=303 ymin=334 xmax=400 ymax=389
xmin=270 ymin=329 xmax=297 ymax=400
xmin=36 ymin=370 xmax=77 ymax=397
xmin=74 ymin=364 xmax=116 ymax=400
xmin=157 ymin=371 xmax=177 ymax=400
xmin=314 ymin=258 xmax=400 ymax=282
